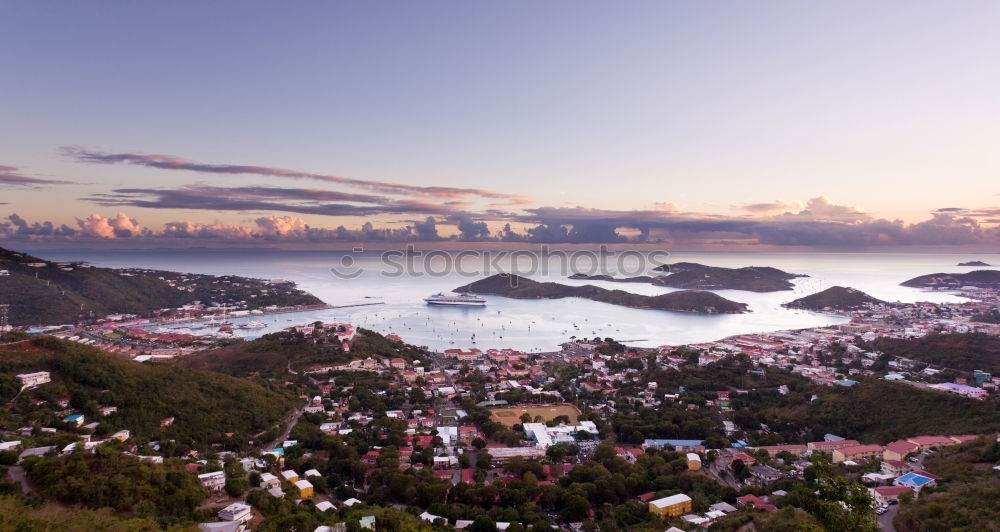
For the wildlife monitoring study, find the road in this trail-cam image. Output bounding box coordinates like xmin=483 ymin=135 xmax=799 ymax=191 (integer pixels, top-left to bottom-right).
xmin=878 ymin=503 xmax=899 ymax=531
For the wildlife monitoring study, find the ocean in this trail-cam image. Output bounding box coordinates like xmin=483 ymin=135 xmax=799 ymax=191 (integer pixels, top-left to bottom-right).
xmin=33 ymin=249 xmax=1000 ymax=352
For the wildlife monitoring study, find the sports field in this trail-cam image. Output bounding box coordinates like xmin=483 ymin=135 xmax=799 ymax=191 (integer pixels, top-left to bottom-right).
xmin=490 ymin=404 xmax=582 ymax=427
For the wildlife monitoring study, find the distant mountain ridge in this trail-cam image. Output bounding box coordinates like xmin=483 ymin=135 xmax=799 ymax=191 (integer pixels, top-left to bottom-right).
xmin=456 ymin=273 xmax=748 ymax=313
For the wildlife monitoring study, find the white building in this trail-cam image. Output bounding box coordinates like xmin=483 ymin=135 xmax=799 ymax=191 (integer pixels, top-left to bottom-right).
xmin=217 ymin=502 xmax=252 ymax=523
xmin=16 ymin=372 xmax=50 ymax=388
xmin=198 ymin=471 xmax=227 ymax=492
xmin=522 ymin=420 xmax=598 ymax=448
xmin=259 ymin=472 xmax=280 ymax=488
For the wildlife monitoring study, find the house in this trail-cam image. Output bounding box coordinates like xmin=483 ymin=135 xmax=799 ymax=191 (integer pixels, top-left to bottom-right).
xmin=807 ymin=439 xmax=861 ymax=455
xmin=731 ymin=451 xmax=756 ymax=466
xmin=281 ymin=470 xmax=299 ymax=483
xmin=294 ymin=479 xmax=314 ymax=497
xmin=871 ymin=485 xmax=912 ymax=506
xmin=832 ymin=444 xmax=884 ymax=463
xmin=259 ymin=472 xmax=280 ymax=488
xmin=895 ymin=472 xmax=936 ymax=491
xmin=359 ymin=516 xmax=376 ymax=530
xmin=458 ymin=425 xmax=479 ymax=445
xmin=16 ymin=372 xmax=50 ymax=388
xmin=110 ymin=430 xmax=131 ymax=442
xmin=686 ymin=453 xmax=702 ymax=471
xmin=268 ymin=486 xmax=284 ymax=498
xmin=906 ymin=435 xmax=960 ymax=451
xmin=218 ymin=502 xmax=252 ymax=523
xmin=98 ymin=406 xmax=118 ymax=416
xmin=749 ymin=464 xmax=783 ymax=484
xmin=648 ymin=494 xmax=693 ymax=518
xmin=315 ymin=501 xmax=335 ymax=512
xmin=198 ymin=471 xmax=227 ymax=492
xmin=881 ymin=460 xmax=909 ymax=477
xmin=737 ymin=494 xmax=777 ymax=512
xmin=390 ymin=357 xmax=407 ymax=369
xmin=883 ymin=440 xmax=920 ymax=461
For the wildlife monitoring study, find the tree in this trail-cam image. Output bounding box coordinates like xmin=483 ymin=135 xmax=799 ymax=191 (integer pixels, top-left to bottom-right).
xmin=476 ymin=452 xmax=493 ymax=470
xmin=793 ymin=454 xmax=877 ymax=532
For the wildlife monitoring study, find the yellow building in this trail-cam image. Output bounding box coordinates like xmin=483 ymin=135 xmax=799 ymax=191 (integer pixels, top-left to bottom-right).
xmin=686 ymin=453 xmax=702 ymax=471
xmin=294 ymin=479 xmax=314 ymax=498
xmin=648 ymin=494 xmax=692 ymax=518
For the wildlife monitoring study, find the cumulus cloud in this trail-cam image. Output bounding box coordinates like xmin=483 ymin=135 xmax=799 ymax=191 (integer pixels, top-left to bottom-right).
xmin=62 ymin=146 xmax=531 ymax=204
xmin=75 ymin=212 xmax=144 ymax=238
xmin=0 ymin=165 xmax=74 ymax=187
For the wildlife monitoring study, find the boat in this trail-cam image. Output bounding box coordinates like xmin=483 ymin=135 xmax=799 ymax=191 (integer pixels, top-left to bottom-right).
xmin=424 ymin=292 xmax=486 ymax=306
xmin=238 ymin=321 xmax=266 ymax=329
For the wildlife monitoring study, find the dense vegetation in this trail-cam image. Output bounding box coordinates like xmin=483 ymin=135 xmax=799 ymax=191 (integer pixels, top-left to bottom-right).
xmin=457 ymin=274 xmax=749 ymax=313
xmin=0 ymin=336 xmax=296 ymax=449
xmin=0 ymin=246 xmax=321 ymax=325
xmin=0 ymin=495 xmax=170 ymax=531
xmin=176 ymin=326 xmax=430 ymax=378
xmin=894 ymin=436 xmax=1000 ymax=531
xmin=783 ymin=286 xmax=885 ymax=311
xmin=873 ymin=332 xmax=1000 ymax=374
xmin=760 ymin=379 xmax=1000 ymax=444
xmin=23 ymin=447 xmax=206 ymax=527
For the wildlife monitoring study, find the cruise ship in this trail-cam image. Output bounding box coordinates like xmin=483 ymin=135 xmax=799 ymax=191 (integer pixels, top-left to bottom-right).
xmin=424 ymin=292 xmax=487 ymax=306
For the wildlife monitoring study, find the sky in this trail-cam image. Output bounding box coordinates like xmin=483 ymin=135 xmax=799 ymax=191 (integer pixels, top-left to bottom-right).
xmin=2 ymin=1 xmax=1000 ymax=248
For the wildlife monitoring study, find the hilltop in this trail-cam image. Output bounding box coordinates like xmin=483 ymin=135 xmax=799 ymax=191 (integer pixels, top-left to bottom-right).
xmin=901 ymin=269 xmax=1000 ymax=289
xmin=0 ymin=334 xmax=296 ymax=448
xmin=571 ymin=262 xmax=805 ymax=292
xmin=782 ymin=286 xmax=886 ymax=311
xmin=174 ymin=326 xmax=430 ymax=377
xmin=651 ymin=262 xmax=806 ymax=292
xmin=0 ymin=246 xmax=323 ymax=325
xmin=958 ymin=260 xmax=991 ymax=266
xmin=455 ymin=274 xmax=748 ymax=313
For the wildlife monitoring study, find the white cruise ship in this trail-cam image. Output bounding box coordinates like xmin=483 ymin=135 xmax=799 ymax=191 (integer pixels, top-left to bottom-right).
xmin=424 ymin=292 xmax=486 ymax=306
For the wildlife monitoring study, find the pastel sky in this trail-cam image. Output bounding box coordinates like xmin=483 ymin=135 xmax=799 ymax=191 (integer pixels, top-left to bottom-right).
xmin=2 ymin=1 xmax=999 ymax=247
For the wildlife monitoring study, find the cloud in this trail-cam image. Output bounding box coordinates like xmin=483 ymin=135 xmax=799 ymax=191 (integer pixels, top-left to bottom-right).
xmin=738 ymin=200 xmax=798 ymax=215
xmin=85 ymin=185 xmax=471 ymax=218
xmin=62 ymin=147 xmax=531 ymax=204
xmin=0 ymin=165 xmax=74 ymax=187
xmin=75 ymin=212 xmax=144 ymax=238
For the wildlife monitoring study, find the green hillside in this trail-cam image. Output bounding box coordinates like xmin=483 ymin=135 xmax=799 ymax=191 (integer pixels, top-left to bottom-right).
xmin=0 ymin=246 xmax=322 ymax=325
xmin=0 ymin=335 xmax=297 ymax=448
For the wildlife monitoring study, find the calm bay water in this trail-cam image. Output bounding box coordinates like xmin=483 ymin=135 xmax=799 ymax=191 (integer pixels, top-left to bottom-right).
xmin=35 ymin=249 xmax=1000 ymax=352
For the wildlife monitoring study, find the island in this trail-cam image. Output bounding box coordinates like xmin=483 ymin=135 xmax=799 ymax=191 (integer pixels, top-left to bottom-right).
xmin=958 ymin=261 xmax=991 ymax=267
xmin=568 ymin=262 xmax=806 ymax=292
xmin=0 ymin=246 xmax=324 ymax=326
xmin=901 ymin=270 xmax=1000 ymax=289
xmin=455 ymin=273 xmax=748 ymax=313
xmin=782 ymin=286 xmax=886 ymax=311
